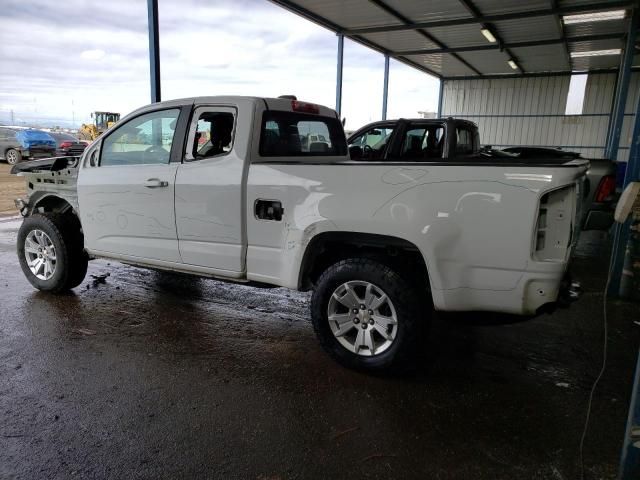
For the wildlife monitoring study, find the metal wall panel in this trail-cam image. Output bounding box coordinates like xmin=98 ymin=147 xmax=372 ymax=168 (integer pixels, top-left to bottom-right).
xmin=442 ymin=72 xmax=639 ymax=161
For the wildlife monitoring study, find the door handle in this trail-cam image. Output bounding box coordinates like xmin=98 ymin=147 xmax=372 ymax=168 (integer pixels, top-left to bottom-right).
xmin=144 ymin=178 xmax=168 ymax=188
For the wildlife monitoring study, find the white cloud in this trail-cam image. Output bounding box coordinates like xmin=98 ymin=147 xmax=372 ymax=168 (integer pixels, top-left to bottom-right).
xmin=80 ymin=49 xmax=106 ymax=61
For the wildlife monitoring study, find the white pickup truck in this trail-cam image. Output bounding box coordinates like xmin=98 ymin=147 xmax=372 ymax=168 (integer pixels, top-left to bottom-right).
xmin=12 ymin=96 xmax=588 ymax=371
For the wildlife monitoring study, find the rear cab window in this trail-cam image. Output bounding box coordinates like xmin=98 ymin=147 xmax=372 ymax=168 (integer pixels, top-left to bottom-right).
xmin=259 ymin=111 xmax=347 ymax=158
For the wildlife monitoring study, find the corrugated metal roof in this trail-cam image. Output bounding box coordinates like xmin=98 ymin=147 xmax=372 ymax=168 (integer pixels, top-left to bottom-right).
xmin=269 ymin=0 xmax=636 ymax=78
xmin=564 ymin=17 xmax=628 ymax=36
xmin=384 ymin=0 xmax=471 ymax=22
xmin=360 ymin=31 xmax=439 ymax=53
xmin=471 ymin=0 xmax=552 ymax=15
xmin=282 ymin=0 xmax=402 ymax=29
xmin=403 ymin=53 xmax=478 ymax=76
xmin=495 ymin=16 xmax=562 ymax=43
xmin=510 ymin=45 xmax=570 ymax=72
xmin=456 ymin=50 xmax=513 ymax=75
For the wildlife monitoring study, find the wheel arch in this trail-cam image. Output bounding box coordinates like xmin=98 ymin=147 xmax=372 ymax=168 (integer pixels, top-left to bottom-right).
xmin=297 ymin=231 xmax=432 ymax=295
xmin=27 ymin=193 xmax=75 ymax=217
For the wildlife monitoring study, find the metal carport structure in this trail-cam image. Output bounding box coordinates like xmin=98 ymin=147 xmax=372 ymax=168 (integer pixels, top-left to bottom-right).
xmin=142 ymin=1 xmax=639 ymax=476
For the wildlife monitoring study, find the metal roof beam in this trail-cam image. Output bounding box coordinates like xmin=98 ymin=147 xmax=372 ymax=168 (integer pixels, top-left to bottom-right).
xmin=368 ymin=0 xmax=483 ymax=76
xmin=397 ymin=33 xmax=624 ymax=56
xmin=551 ymin=0 xmax=572 ymax=70
xmin=442 ymin=66 xmax=640 ymax=81
xmin=268 ymin=0 xmax=442 ymax=78
xmin=456 ymin=0 xmax=524 ymax=72
xmin=344 ymin=1 xmax=633 ymax=35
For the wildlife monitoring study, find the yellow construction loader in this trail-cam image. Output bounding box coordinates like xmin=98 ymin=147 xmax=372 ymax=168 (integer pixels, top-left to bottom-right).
xmin=78 ymin=111 xmax=120 ymax=142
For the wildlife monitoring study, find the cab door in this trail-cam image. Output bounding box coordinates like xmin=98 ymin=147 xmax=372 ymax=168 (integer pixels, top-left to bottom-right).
xmin=78 ymin=107 xmax=187 ymax=263
xmin=174 ymin=105 xmax=245 ymax=276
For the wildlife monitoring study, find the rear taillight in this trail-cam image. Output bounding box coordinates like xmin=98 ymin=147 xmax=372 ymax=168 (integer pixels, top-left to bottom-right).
xmin=60 ymin=141 xmax=73 ymax=148
xmin=533 ymin=186 xmax=575 ymax=261
xmin=594 ymin=175 xmax=615 ymax=203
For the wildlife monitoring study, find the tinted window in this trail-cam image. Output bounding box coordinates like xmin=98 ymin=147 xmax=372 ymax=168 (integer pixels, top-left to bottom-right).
xmin=260 ymin=111 xmax=346 ymax=157
xmin=101 ymin=109 xmax=180 ymax=166
xmin=348 ymin=126 xmax=395 ymax=160
xmin=400 ymin=125 xmax=444 ymax=159
xmin=455 ymin=127 xmax=474 ymax=155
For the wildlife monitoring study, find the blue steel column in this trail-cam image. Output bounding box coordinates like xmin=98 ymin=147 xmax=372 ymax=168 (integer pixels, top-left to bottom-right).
xmin=335 ymin=34 xmax=344 ymax=117
xmin=147 ymin=0 xmax=161 ymax=103
xmin=382 ymin=54 xmax=390 ymax=120
xmin=616 ymin=13 xmax=640 ymax=478
xmin=620 ymin=349 xmax=640 ymax=479
xmin=609 ymin=8 xmax=639 ymax=296
xmin=437 ymin=79 xmax=444 ymax=118
xmin=605 ymin=8 xmax=638 ymax=159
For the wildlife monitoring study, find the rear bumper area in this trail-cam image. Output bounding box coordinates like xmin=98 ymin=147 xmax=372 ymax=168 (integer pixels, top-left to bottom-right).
xmin=433 ymin=263 xmax=575 ymax=316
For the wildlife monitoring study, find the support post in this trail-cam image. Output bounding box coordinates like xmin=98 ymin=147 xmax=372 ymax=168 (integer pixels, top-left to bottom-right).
xmin=335 ymin=34 xmax=344 ymax=117
xmin=608 ymin=9 xmax=639 ymax=296
xmin=437 ymin=79 xmax=444 ymax=118
xmin=605 ymin=8 xmax=638 ymax=159
xmin=382 ymin=54 xmax=390 ymax=120
xmin=619 ymin=348 xmax=640 ymax=479
xmin=147 ymin=0 xmax=161 ymax=103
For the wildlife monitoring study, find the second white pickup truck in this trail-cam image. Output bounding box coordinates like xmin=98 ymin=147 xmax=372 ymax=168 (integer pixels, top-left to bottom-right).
xmin=13 ymin=96 xmax=588 ymax=371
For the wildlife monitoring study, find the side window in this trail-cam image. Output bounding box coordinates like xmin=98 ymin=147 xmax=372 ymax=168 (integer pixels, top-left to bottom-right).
xmin=348 ymin=127 xmax=394 ymax=160
xmin=455 ymin=127 xmax=474 ymax=155
xmin=186 ymin=108 xmax=236 ymax=161
xmin=101 ymin=108 xmax=180 ymax=166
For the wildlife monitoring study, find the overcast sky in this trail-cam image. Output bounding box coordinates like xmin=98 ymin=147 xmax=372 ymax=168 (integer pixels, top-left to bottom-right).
xmin=0 ymin=0 xmax=439 ymax=130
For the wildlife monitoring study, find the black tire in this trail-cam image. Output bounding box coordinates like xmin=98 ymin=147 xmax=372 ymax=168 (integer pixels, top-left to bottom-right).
xmin=17 ymin=213 xmax=88 ymax=293
xmin=5 ymin=148 xmax=21 ymax=165
xmin=311 ymin=258 xmax=429 ymax=373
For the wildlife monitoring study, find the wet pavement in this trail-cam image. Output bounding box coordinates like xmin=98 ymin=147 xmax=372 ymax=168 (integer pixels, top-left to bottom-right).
xmin=0 ymin=214 xmax=638 ymax=479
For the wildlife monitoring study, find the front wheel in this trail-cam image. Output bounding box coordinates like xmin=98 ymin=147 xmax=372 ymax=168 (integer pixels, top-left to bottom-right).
xmin=17 ymin=213 xmax=88 ymax=293
xmin=311 ymin=258 xmax=429 ymax=372
xmin=5 ymin=148 xmax=22 ymax=165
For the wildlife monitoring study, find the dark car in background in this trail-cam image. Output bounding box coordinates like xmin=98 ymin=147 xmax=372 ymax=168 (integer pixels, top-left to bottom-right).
xmin=0 ymin=127 xmax=56 ymax=165
xmin=49 ymin=131 xmax=88 ymax=157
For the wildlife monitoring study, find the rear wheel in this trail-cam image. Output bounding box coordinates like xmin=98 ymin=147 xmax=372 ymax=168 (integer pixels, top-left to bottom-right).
xmin=17 ymin=213 xmax=88 ymax=292
xmin=5 ymin=148 xmax=21 ymax=165
xmin=311 ymin=258 xmax=428 ymax=372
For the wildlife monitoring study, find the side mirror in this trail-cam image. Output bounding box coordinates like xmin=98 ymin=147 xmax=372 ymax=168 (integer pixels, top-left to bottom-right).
xmin=341 ymin=117 xmax=346 ymax=127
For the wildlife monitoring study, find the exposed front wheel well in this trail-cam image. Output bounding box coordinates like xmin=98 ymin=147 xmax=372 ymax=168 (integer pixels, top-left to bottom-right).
xmin=298 ymin=232 xmax=431 ymax=293
xmin=29 ymin=195 xmax=74 ymax=217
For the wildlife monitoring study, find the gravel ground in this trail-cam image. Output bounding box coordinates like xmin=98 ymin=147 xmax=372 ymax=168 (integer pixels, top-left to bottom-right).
xmin=0 ymin=164 xmax=25 ymax=215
